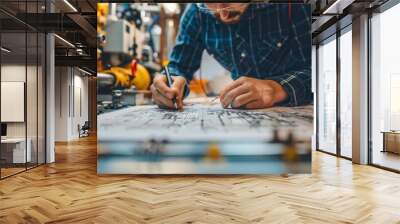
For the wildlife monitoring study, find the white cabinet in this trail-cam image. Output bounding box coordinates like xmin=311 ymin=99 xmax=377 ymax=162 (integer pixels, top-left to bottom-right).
xmin=1 ymin=138 xmax=32 ymax=163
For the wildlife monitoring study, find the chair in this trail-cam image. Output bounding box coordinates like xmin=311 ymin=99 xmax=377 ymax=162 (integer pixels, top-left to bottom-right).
xmin=79 ymin=121 xmax=90 ymax=138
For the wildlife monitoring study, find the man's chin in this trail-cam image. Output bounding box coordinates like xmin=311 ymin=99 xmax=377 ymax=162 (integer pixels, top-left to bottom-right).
xmin=220 ymin=19 xmax=241 ymax=24
xmin=218 ymin=16 xmax=242 ymax=24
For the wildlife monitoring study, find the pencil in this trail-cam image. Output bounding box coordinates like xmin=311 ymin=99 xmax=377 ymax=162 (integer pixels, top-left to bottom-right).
xmin=164 ymin=66 xmax=178 ymax=109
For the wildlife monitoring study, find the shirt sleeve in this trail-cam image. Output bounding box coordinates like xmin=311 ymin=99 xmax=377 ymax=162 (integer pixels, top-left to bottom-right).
xmin=269 ymin=4 xmax=312 ymax=106
xmin=269 ymin=68 xmax=312 ymax=106
xmin=166 ymin=4 xmax=204 ymax=83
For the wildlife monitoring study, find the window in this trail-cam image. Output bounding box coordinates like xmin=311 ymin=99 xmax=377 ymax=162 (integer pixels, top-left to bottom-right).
xmin=370 ymin=2 xmax=400 ymax=171
xmin=339 ymin=28 xmax=352 ymax=158
xmin=0 ymin=0 xmax=46 ymax=179
xmin=317 ymin=36 xmax=337 ymax=154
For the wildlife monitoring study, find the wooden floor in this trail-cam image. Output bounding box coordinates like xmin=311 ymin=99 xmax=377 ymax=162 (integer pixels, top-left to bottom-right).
xmin=372 ymin=151 xmax=400 ymax=171
xmin=1 ymin=136 xmax=400 ymax=224
xmin=1 ymin=167 xmax=26 ymax=178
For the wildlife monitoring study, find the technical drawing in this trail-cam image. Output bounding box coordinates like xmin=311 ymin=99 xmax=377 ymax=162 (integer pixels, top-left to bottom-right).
xmin=98 ymin=103 xmax=313 ymax=143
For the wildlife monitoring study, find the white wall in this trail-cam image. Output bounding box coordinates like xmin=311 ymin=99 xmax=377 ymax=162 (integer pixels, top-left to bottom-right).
xmin=55 ymin=67 xmax=89 ymax=141
xmin=1 ymin=65 xmax=29 ymax=138
xmin=1 ymin=82 xmax=25 ymax=122
xmin=71 ymin=73 xmax=89 ymax=138
xmin=1 ymin=63 xmax=46 ymax=164
xmin=55 ymin=66 xmax=69 ymax=141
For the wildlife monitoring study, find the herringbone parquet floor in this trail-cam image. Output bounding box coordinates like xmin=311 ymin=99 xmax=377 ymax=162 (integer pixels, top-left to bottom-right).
xmin=1 ymin=136 xmax=400 ymax=224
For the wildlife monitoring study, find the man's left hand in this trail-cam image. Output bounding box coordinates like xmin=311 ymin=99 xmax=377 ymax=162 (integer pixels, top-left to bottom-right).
xmin=219 ymin=76 xmax=288 ymax=109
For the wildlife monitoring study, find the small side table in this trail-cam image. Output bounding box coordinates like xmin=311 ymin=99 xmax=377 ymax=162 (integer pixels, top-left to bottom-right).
xmin=381 ymin=131 xmax=400 ymax=154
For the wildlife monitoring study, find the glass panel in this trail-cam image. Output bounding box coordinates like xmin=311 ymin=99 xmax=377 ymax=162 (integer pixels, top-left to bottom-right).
xmin=371 ymin=4 xmax=400 ymax=171
xmin=0 ymin=0 xmax=46 ymax=178
xmin=38 ymin=32 xmax=45 ymax=165
xmin=26 ymin=0 xmax=40 ymax=169
xmin=36 ymin=0 xmax=46 ymax=165
xmin=0 ymin=1 xmax=28 ymax=177
xmin=339 ymin=29 xmax=352 ymax=158
xmin=317 ymin=37 xmax=337 ymax=154
xmin=27 ymin=31 xmax=38 ymax=169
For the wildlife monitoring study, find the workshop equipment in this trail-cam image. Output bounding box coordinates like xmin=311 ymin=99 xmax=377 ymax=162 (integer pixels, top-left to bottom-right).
xmin=97 ymin=3 xmax=181 ymax=112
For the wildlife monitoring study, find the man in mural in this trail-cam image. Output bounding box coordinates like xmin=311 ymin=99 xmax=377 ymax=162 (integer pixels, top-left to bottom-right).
xmin=151 ymin=3 xmax=311 ymax=109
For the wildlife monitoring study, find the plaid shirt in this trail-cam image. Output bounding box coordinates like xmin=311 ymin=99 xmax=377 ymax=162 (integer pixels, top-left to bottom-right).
xmin=167 ymin=3 xmax=312 ymax=106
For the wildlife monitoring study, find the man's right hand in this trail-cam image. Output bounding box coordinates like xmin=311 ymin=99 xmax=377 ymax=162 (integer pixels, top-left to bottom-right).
xmin=150 ymin=74 xmax=186 ymax=110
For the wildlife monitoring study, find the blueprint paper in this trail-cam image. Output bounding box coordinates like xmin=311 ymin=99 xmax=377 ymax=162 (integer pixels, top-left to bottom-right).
xmin=98 ymin=103 xmax=313 ymax=142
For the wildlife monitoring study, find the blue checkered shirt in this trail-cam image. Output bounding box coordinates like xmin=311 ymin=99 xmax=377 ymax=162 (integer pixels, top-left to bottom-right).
xmin=167 ymin=3 xmax=312 ymax=106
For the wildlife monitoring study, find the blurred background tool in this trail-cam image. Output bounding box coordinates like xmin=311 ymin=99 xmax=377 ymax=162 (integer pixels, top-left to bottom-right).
xmin=97 ymin=3 xmax=167 ymax=113
xmin=206 ymin=143 xmax=222 ymax=161
xmin=97 ymin=3 xmax=235 ymax=114
xmin=283 ymin=132 xmax=298 ymax=162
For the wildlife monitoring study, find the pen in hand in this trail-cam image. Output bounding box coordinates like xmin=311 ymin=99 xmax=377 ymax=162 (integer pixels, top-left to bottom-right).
xmin=164 ymin=66 xmax=178 ymax=109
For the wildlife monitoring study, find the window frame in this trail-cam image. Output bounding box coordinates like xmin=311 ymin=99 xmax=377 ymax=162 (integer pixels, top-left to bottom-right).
xmin=367 ymin=0 xmax=400 ymax=173
xmin=315 ymin=24 xmax=353 ymax=161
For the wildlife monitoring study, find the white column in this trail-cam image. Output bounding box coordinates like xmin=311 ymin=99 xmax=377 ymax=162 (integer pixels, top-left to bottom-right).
xmin=46 ymin=32 xmax=55 ymax=163
xmin=352 ymin=14 xmax=369 ymax=164
xmin=55 ymin=67 xmax=74 ymax=141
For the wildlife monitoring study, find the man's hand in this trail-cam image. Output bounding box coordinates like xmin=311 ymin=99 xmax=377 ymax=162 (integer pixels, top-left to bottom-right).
xmin=150 ymin=74 xmax=186 ymax=110
xmin=220 ymin=76 xmax=288 ymax=109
